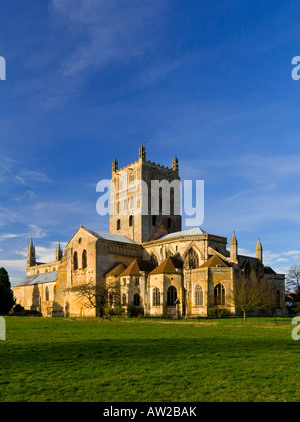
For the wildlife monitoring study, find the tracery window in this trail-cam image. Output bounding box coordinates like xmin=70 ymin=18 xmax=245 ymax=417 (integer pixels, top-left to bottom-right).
xmin=195 ymin=284 xmax=203 ymax=306
xmin=214 ymin=283 xmax=225 ymax=306
xmin=153 ymin=287 xmax=160 ymax=306
xmin=187 ymin=248 xmax=199 ymax=269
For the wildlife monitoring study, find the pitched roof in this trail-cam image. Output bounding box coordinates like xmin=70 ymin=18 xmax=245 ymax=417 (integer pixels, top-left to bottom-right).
xmin=158 ymin=227 xmax=207 ymax=240
xmin=87 ymin=230 xmax=136 ymax=244
xmin=16 ymin=271 xmax=58 ymax=287
xmin=149 ymin=220 xmax=168 ymax=241
xmin=149 ymin=256 xmax=183 ymax=275
xmin=198 ymin=255 xmax=230 ymax=269
xmin=264 ymin=266 xmax=276 ymax=275
xmin=119 ymin=259 xmax=156 ymax=277
xmin=104 ymin=262 xmax=127 ymax=277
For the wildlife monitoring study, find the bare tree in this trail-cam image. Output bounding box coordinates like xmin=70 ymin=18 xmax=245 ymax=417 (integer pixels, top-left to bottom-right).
xmin=65 ymin=278 xmax=121 ymax=316
xmin=286 ymin=265 xmax=300 ymax=293
xmin=65 ymin=281 xmax=104 ymax=315
xmin=227 ymin=279 xmax=272 ymax=323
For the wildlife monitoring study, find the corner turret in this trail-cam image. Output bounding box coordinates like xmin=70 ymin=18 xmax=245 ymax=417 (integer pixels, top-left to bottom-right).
xmin=255 ymin=237 xmax=263 ymax=262
xmin=112 ymin=157 xmax=118 ymax=173
xmin=230 ymin=231 xmax=238 ymax=263
xmin=172 ymin=155 xmax=178 ymax=172
xmin=139 ymin=143 xmax=146 ymax=161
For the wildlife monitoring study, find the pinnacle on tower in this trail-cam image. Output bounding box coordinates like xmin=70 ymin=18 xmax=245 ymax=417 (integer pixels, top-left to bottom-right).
xmin=139 ymin=144 xmax=146 ymax=161
xmin=56 ymin=241 xmax=63 ymax=261
xmin=230 ymin=230 xmax=238 ymax=263
xmin=172 ymin=155 xmax=178 ymax=171
xmin=27 ymin=238 xmax=36 ymax=268
xmin=255 ymin=237 xmax=263 ymax=262
xmin=112 ymin=157 xmax=118 ymax=173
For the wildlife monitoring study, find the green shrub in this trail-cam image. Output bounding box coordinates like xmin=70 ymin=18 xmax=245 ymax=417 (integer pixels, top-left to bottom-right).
xmin=103 ymin=307 xmax=115 ymax=319
xmin=11 ymin=304 xmax=25 ymax=314
xmin=10 ymin=308 xmax=42 ymax=317
xmin=127 ymin=305 xmax=144 ymax=317
xmin=114 ymin=306 xmax=125 ymax=317
xmin=207 ymin=307 xmax=231 ymax=318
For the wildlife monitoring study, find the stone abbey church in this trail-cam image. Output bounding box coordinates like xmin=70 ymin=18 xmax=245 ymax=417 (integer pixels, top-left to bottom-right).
xmin=14 ymin=146 xmax=285 ymax=318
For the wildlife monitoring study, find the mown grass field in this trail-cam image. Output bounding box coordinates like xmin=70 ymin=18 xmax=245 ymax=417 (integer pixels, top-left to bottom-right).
xmin=0 ymin=317 xmax=299 ymax=402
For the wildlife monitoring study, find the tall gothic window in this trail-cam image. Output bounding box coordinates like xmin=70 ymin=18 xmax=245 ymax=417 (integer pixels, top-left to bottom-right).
xmin=195 ymin=285 xmax=203 ymax=306
xmin=129 ymin=173 xmax=135 ymax=185
xmin=276 ymin=290 xmax=281 ymax=309
xmin=170 ymin=187 xmax=174 ymax=215
xmin=214 ymin=283 xmax=225 ymax=305
xmin=82 ymin=249 xmax=87 ymax=269
xmin=153 ymin=287 xmax=160 ymax=306
xmin=45 ymin=286 xmax=49 ymax=301
xmin=122 ymin=294 xmax=126 ymax=306
xmin=117 ymin=219 xmax=121 ymax=230
xmin=159 ymin=188 xmax=162 ymax=214
xmin=244 ymin=262 xmax=252 ymax=281
xmin=187 ymin=248 xmax=199 ymax=269
xmin=73 ymin=251 xmax=78 ymax=270
xmin=167 ymin=286 xmax=177 ymax=306
xmin=134 ymin=294 xmax=140 ymax=306
xmin=129 ymin=215 xmax=133 ymax=227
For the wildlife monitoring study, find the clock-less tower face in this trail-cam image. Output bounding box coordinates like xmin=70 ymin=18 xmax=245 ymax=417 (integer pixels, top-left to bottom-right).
xmin=109 ymin=145 xmax=181 ymax=244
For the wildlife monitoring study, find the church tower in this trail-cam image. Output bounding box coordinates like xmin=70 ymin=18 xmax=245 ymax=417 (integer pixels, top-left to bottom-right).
xmin=109 ymin=145 xmax=182 ymax=243
xmin=27 ymin=238 xmax=36 ymax=269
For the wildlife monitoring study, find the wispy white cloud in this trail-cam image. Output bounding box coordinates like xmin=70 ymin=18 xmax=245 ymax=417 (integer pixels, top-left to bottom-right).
xmin=18 ymin=170 xmax=51 ymax=184
xmin=0 ymin=233 xmax=23 ymax=242
xmin=51 ymin=0 xmax=169 ymax=76
xmin=28 ymin=224 xmax=48 ymax=239
xmin=15 ymin=189 xmax=37 ymax=202
xmin=0 ymin=259 xmax=27 ymax=272
xmin=0 ymin=154 xmax=50 ymax=188
xmin=0 ymin=225 xmax=48 ymax=243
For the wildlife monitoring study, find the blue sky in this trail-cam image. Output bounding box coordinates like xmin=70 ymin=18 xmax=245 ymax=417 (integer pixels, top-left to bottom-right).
xmin=1 ymin=0 xmax=300 ymax=286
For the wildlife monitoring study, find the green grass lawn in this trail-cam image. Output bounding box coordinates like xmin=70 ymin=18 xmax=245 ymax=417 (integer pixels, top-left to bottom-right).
xmin=0 ymin=317 xmax=299 ymax=402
